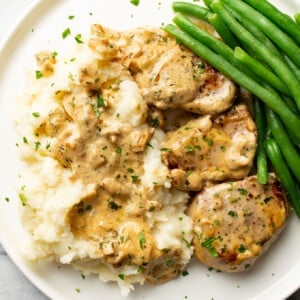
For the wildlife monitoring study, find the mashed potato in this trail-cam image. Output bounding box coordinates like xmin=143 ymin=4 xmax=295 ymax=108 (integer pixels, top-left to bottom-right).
xmin=14 ymin=25 xmax=193 ymax=296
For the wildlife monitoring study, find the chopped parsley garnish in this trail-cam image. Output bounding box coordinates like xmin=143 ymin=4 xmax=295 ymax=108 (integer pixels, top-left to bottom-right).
xmin=62 ymin=28 xmax=71 ymax=39
xmin=147 ymin=142 xmax=153 ymax=148
xmin=138 ymin=231 xmax=146 ymax=250
xmin=45 ymin=142 xmax=51 ymax=150
xmin=130 ymin=0 xmax=140 ymax=6
xmin=196 ymin=61 xmax=205 ymax=74
xmin=220 ymin=145 xmax=226 ymax=152
xmin=4 ymin=197 xmax=9 ymax=202
xmin=184 ymin=145 xmax=194 ymax=153
xmin=19 ymin=193 xmax=27 ymax=206
xmin=131 ymin=175 xmax=139 ymax=182
xmin=203 ymin=136 xmax=214 ymax=146
xmin=165 ymin=259 xmax=174 ymax=268
xmin=35 ymin=70 xmax=43 ymax=79
xmin=75 ymin=34 xmax=84 ymax=44
xmin=68 ymin=15 xmax=75 ymax=20
xmin=96 ymin=94 xmax=105 ymax=108
xmin=182 ymin=270 xmax=189 ymax=276
xmin=201 ymin=237 xmax=218 ymax=257
xmin=160 ymin=147 xmax=171 ymax=152
xmin=85 ymin=204 xmax=92 ymax=211
xmin=75 ymin=288 xmax=80 ymax=293
xmin=264 ymin=196 xmax=273 ymax=203
xmin=115 ymin=147 xmax=122 ymax=155
xmin=238 ymin=244 xmax=247 ymax=253
xmin=118 ymin=274 xmax=125 ymax=280
xmin=68 ymin=72 xmax=75 ymax=81
xmin=23 ymin=137 xmax=28 ymax=144
xmin=228 ymin=210 xmax=238 ymax=217
xmin=108 ymin=200 xmax=121 ymax=210
xmin=238 ymin=188 xmax=248 ymax=195
xmin=137 ymin=266 xmax=143 ymax=273
xmin=150 ymin=117 xmax=160 ymax=128
xmin=34 ymin=141 xmax=41 ymax=150
xmin=182 ymin=236 xmax=191 ymax=248
xmin=51 ymin=51 xmax=58 ymax=59
xmin=32 ymin=112 xmax=40 ymax=118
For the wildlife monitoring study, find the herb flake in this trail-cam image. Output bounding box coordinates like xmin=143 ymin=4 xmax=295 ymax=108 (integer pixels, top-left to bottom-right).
xmin=35 ymin=70 xmax=43 ymax=79
xmin=130 ymin=0 xmax=140 ymax=6
xmin=62 ymin=28 xmax=71 ymax=39
xmin=75 ymin=34 xmax=84 ymax=44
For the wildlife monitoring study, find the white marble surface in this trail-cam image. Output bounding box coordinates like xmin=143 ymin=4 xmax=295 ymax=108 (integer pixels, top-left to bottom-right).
xmin=0 ymin=1 xmax=300 ymax=299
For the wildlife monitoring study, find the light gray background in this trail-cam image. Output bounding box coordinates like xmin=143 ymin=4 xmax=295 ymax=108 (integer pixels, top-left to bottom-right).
xmin=0 ymin=1 xmax=299 ymax=299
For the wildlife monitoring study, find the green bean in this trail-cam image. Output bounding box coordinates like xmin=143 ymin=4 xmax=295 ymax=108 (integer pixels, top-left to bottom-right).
xmin=172 ymin=2 xmax=210 ymax=22
xmin=207 ymin=13 xmax=239 ymax=48
xmin=173 ymin=14 xmax=236 ymax=65
xmin=233 ymin=47 xmax=290 ymax=97
xmin=163 ymin=24 xmax=300 ymax=141
xmin=203 ymin=0 xmax=213 ymax=9
xmin=173 ymin=14 xmax=261 ymax=80
xmin=211 ymin=1 xmax=300 ymax=111
xmin=266 ymin=107 xmax=300 ymax=182
xmin=253 ymin=98 xmax=268 ymax=184
xmin=225 ymin=4 xmax=283 ymax=59
xmin=283 ymin=55 xmax=300 ymax=82
xmin=295 ymin=13 xmax=300 ymax=26
xmin=243 ymin=0 xmax=300 ymax=45
xmin=265 ymin=138 xmax=300 ymax=217
xmin=281 ymin=95 xmax=299 ymax=115
xmin=222 ymin=0 xmax=300 ymax=68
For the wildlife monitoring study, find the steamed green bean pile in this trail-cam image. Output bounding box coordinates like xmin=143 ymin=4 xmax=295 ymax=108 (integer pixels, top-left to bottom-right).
xmin=164 ymin=0 xmax=300 ymax=217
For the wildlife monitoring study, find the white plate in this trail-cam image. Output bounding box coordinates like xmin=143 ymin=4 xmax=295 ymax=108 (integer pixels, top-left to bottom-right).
xmin=0 ymin=0 xmax=299 ymax=299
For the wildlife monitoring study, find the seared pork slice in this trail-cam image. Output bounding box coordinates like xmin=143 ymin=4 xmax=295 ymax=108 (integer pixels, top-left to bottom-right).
xmin=123 ymin=28 xmax=236 ymax=113
xmin=188 ymin=174 xmax=289 ymax=272
xmin=87 ymin=25 xmax=236 ymax=113
xmin=182 ymin=68 xmax=236 ymax=115
xmin=123 ymin=28 xmax=210 ymax=110
xmin=161 ymin=104 xmax=257 ymax=191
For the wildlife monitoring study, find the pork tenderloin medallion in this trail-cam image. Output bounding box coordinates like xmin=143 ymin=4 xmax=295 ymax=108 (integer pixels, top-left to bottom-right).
xmin=87 ymin=25 xmax=236 ymax=113
xmin=188 ymin=174 xmax=289 ymax=272
xmin=161 ymin=104 xmax=257 ymax=191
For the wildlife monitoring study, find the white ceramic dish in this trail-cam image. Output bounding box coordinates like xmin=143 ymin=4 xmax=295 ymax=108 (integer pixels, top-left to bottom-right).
xmin=0 ymin=0 xmax=299 ymax=299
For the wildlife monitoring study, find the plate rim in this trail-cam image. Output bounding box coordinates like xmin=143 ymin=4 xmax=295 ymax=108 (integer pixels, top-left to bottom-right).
xmin=0 ymin=1 xmax=299 ymax=299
